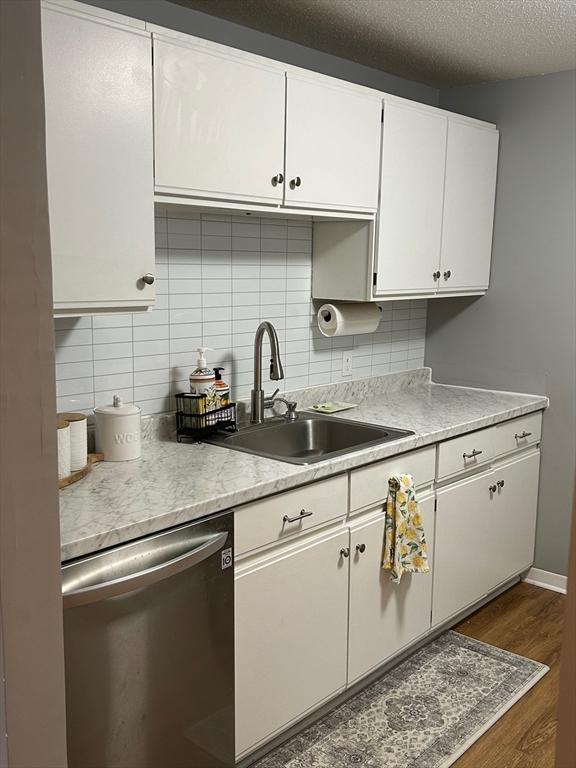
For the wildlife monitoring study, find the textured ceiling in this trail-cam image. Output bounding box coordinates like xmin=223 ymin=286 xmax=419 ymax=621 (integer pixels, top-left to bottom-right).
xmin=170 ymin=0 xmax=576 ymax=87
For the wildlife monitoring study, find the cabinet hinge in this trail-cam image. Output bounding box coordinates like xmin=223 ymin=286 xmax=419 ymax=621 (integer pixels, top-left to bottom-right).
xmin=373 ymin=272 xmax=377 ymax=287
xmin=381 ymin=107 xmax=384 ymax=123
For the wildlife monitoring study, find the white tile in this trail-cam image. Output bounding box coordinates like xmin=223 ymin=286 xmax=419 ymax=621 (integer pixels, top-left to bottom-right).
xmin=134 ymin=368 xmax=170 ymax=387
xmin=57 ymin=393 xmax=94 ymax=412
xmin=260 ymin=237 xmax=286 ymax=253
xmin=56 ymin=361 xmax=94 ymax=380
xmin=133 ymin=339 xmax=169 ymax=357
xmin=155 ymin=279 xmax=169 ymax=295
xmin=287 ymin=226 xmax=312 ymax=240
xmin=169 ymin=279 xmax=201 ymax=295
xmin=170 ymin=337 xmax=202 ymax=354
xmin=203 ymin=293 xmax=232 ymax=309
xmin=92 ymin=342 xmax=132 ymax=360
xmin=55 ymin=328 xmax=92 ymax=347
xmin=203 ymin=279 xmax=231 ymax=293
xmin=134 ymin=382 xmax=172 ymax=401
xmin=204 ymin=334 xmax=232 ymax=351
xmin=233 ymin=318 xmax=260 ymax=335
xmin=233 ymin=305 xmax=260 ymax=320
xmin=94 ymin=357 xmax=133 ymax=376
xmin=167 ymin=233 xmax=202 ymax=250
xmin=232 ymin=236 xmax=260 ymax=252
xmin=261 ymin=278 xmax=286 ymax=292
xmin=170 ymin=293 xmax=202 ymax=309
xmin=233 ymin=292 xmax=260 ymax=307
xmin=204 ymin=320 xmax=231 ymax=336
xmin=231 ymin=251 xmax=260 ymax=264
xmin=232 ymin=264 xmax=260 ymax=279
xmin=287 ymin=239 xmax=311 ymax=254
xmin=261 ymin=251 xmax=287 ymax=265
xmin=167 ymin=250 xmax=202 ymax=265
xmin=260 ymin=291 xmax=286 ymax=305
xmin=202 ymin=305 xmax=232 ymax=322
xmin=285 ymin=339 xmax=309 ymax=354
xmin=261 ymin=223 xmax=287 ymax=239
xmin=202 ymin=235 xmax=231 ymax=251
xmin=94 ymin=372 xmax=134 ymax=392
xmin=286 ymin=291 xmax=311 ymax=304
xmin=202 ymin=220 xmax=232 ymax=236
xmin=93 ymin=327 xmax=132 ymax=345
xmin=133 ymin=325 xmax=169 ymax=342
xmin=169 ymin=322 xmax=202 ymax=339
xmin=202 ymin=264 xmax=232 ymax=280
xmin=54 ymin=316 xmax=92 ymax=331
xmin=169 ymin=308 xmax=202 ymax=325
xmin=168 ymin=264 xmax=202 ymax=280
xmin=167 ymin=217 xmax=201 ymax=235
xmin=133 ymin=309 xmax=170 ymax=326
xmin=232 ymin=221 xmax=260 ymax=237
xmin=56 ymin=377 xmax=94 ymax=397
xmin=139 ymin=397 xmax=172 ymax=415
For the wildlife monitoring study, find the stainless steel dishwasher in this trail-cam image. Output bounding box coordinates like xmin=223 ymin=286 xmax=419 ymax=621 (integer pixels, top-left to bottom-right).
xmin=62 ymin=510 xmax=234 ymax=768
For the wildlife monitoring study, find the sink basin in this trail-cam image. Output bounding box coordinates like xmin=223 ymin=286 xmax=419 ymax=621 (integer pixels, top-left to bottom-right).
xmin=205 ymin=413 xmax=414 ymax=465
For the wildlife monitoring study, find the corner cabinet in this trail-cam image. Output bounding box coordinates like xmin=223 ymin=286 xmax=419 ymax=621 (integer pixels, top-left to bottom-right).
xmin=42 ymin=1 xmax=155 ymax=315
xmin=312 ymin=102 xmax=499 ymax=302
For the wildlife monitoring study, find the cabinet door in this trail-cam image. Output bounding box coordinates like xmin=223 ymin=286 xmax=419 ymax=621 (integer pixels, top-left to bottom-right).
xmin=235 ymin=531 xmax=349 ymax=758
xmin=285 ymin=75 xmax=381 ymax=211
xmin=433 ymin=469 xmax=499 ymax=626
xmin=491 ymin=451 xmax=540 ymax=584
xmin=439 ymin=120 xmax=499 ymax=292
xmin=375 ymin=103 xmax=447 ymax=296
xmin=348 ymin=495 xmax=435 ymax=684
xmin=154 ymin=38 xmax=285 ymax=204
xmin=42 ymin=7 xmax=155 ymax=314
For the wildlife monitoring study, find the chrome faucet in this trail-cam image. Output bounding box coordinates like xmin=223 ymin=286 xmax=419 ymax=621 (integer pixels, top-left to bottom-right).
xmin=250 ymin=321 xmax=285 ymax=423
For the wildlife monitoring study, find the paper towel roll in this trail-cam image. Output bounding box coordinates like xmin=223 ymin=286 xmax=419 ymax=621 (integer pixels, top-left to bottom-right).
xmin=317 ymin=302 xmax=382 ymax=337
xmin=57 ymin=419 xmax=71 ymax=480
xmin=59 ymin=412 xmax=87 ymax=471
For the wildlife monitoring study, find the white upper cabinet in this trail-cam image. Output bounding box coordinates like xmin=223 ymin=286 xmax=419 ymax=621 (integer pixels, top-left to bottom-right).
xmin=42 ymin=3 xmax=155 ymax=315
xmin=439 ymin=120 xmax=499 ymax=292
xmin=284 ymin=75 xmax=381 ymax=211
xmin=153 ymin=37 xmax=286 ymax=204
xmin=375 ymin=103 xmax=447 ymax=296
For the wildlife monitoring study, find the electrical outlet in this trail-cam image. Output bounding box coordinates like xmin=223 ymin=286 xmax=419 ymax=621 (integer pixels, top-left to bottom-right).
xmin=342 ymin=352 xmax=353 ymax=377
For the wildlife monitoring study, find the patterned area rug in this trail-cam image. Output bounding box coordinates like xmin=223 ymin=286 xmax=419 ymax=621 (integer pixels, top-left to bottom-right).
xmin=253 ymin=631 xmax=548 ymax=768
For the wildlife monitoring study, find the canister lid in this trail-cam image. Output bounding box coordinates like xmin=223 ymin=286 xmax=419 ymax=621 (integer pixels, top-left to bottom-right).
xmin=94 ymin=394 xmax=141 ymax=416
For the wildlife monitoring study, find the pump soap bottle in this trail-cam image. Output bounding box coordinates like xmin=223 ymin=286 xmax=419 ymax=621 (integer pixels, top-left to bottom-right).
xmin=190 ymin=347 xmax=216 ymax=410
xmin=213 ymin=367 xmax=230 ymax=408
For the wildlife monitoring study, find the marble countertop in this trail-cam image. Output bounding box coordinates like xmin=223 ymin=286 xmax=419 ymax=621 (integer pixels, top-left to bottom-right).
xmin=59 ymin=370 xmax=548 ymax=561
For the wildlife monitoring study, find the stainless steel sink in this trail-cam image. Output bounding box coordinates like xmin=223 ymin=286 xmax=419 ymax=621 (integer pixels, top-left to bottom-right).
xmin=205 ymin=413 xmax=413 ymax=465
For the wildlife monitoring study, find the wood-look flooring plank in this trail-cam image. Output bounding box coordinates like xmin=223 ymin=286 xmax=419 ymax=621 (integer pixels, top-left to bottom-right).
xmin=452 ymin=583 xmax=565 ymax=768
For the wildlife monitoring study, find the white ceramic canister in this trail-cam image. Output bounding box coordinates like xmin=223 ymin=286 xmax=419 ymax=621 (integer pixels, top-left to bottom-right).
xmin=94 ymin=395 xmax=141 ymax=462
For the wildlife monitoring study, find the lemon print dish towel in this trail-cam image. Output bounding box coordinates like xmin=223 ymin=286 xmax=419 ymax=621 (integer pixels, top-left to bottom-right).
xmin=382 ymin=473 xmax=430 ymax=583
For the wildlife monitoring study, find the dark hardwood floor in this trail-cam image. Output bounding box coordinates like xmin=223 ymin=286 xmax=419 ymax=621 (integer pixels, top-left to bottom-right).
xmin=453 ymin=582 xmax=566 ymax=768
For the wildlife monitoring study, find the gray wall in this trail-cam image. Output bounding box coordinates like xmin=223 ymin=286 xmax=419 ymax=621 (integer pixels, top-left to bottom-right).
xmin=83 ymin=0 xmax=438 ymax=105
xmin=426 ymin=70 xmax=576 ymax=576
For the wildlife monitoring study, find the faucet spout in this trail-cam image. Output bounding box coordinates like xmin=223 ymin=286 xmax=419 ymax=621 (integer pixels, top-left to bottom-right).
xmin=251 ymin=321 xmax=285 ymax=423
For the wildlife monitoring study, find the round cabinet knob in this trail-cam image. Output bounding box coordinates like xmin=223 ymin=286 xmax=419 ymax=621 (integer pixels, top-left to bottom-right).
xmin=497 ymin=480 xmax=505 ymax=489
xmin=443 ymin=270 xmax=452 ymax=280
xmin=141 ymin=273 xmax=155 ymax=285
xmin=356 ymin=543 xmax=366 ymax=554
xmin=433 ymin=271 xmax=441 ymax=281
xmin=340 ymin=547 xmax=350 ymax=559
xmin=489 ymin=484 xmax=497 ymax=494
xmin=272 ymin=173 xmax=284 ymax=185
xmin=290 ymin=176 xmax=302 ymax=189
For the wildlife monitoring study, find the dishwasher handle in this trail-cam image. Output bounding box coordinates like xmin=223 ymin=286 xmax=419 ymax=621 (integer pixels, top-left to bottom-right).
xmin=63 ymin=531 xmax=229 ymax=608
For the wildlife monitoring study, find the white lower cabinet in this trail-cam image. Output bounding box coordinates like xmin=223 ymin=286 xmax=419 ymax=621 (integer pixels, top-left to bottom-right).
xmin=347 ymin=493 xmax=435 ymax=684
xmin=235 ymin=529 xmax=349 ymax=758
xmin=433 ymin=449 xmax=540 ymax=626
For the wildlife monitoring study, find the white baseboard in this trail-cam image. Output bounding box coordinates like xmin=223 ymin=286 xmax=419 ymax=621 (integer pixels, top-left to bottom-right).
xmin=522 ymin=567 xmax=568 ymax=594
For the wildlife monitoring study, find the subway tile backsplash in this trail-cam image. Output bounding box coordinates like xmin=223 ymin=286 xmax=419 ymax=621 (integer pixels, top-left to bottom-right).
xmin=54 ymin=209 xmax=427 ymax=416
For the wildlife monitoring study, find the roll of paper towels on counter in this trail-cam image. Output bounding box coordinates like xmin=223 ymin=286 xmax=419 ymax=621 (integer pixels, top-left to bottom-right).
xmin=317 ymin=302 xmax=382 ymax=337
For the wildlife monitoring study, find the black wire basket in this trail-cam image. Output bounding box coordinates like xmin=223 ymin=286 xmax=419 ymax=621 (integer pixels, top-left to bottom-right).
xmin=175 ymin=393 xmax=237 ymax=442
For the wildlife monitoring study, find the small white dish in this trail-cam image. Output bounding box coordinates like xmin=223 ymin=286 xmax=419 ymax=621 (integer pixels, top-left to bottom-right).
xmin=306 ymin=401 xmax=358 ymax=414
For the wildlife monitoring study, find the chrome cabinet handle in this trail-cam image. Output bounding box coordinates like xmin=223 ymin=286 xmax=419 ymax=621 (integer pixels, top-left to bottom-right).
xmin=272 ymin=173 xmax=284 ymax=185
xmin=515 ymin=431 xmax=532 ymax=440
xmin=443 ymin=270 xmax=452 ymax=280
xmin=463 ymin=449 xmax=483 ymax=459
xmin=141 ymin=273 xmax=155 ymax=285
xmin=489 ymin=484 xmax=498 ymax=494
xmin=433 ymin=271 xmax=441 ymax=281
xmin=283 ymin=508 xmax=313 ymax=524
xmin=356 ymin=543 xmax=366 ymax=554
xmin=497 ymin=480 xmax=505 ymax=489
xmin=340 ymin=547 xmax=350 ymax=558
xmin=290 ymin=176 xmax=302 ymax=189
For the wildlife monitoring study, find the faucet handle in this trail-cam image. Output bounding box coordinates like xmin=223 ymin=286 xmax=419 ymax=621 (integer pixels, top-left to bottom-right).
xmin=263 ymin=388 xmax=280 ymax=408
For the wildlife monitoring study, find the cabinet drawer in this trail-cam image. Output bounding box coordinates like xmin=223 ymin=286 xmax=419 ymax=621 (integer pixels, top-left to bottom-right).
xmin=350 ymin=446 xmax=435 ymax=513
xmin=235 ymin=474 xmax=348 ymax=556
xmin=437 ymin=427 xmax=495 ymax=480
xmin=493 ymin=412 xmax=542 ymax=458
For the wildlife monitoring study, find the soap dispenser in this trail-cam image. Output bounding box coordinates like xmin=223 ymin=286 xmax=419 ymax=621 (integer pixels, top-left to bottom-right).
xmin=213 ymin=367 xmax=230 ymax=408
xmin=190 ymin=347 xmax=216 ymax=408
